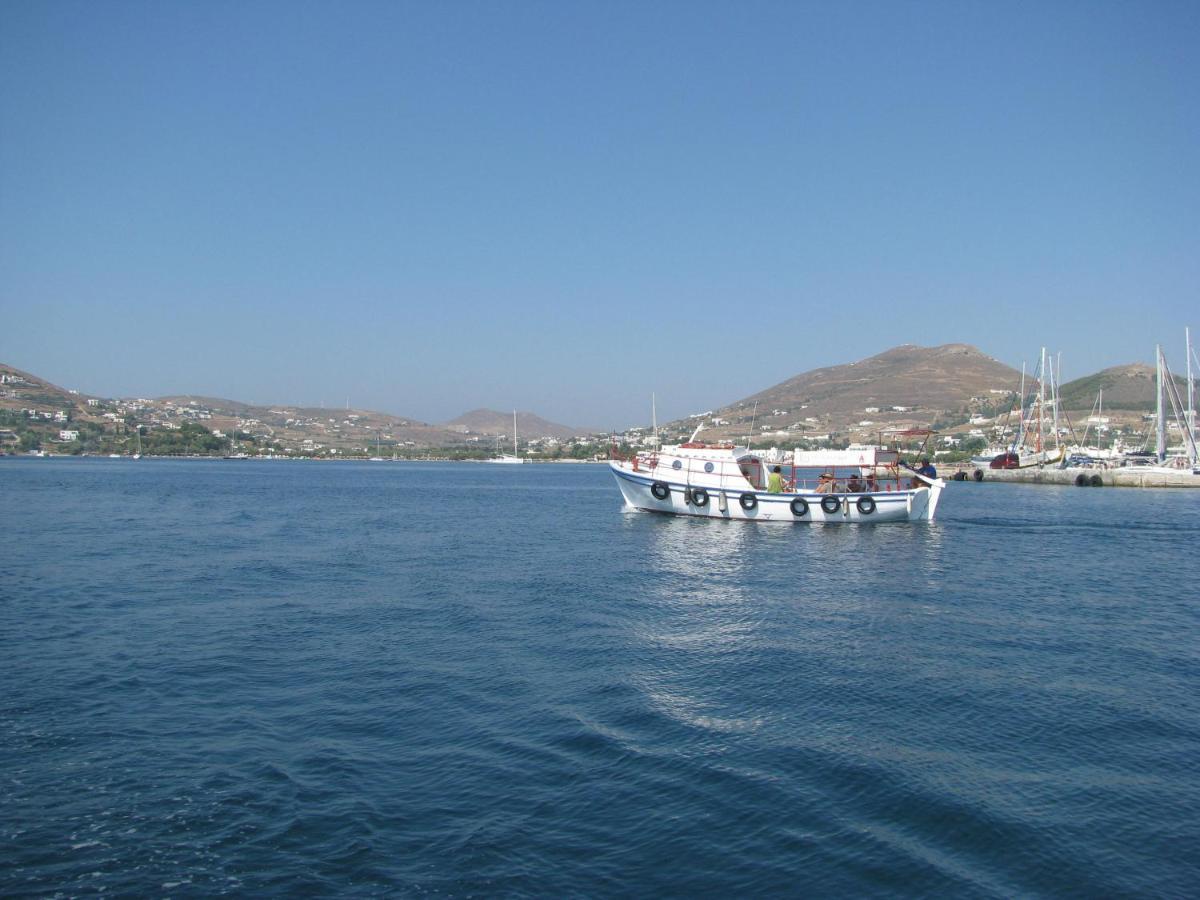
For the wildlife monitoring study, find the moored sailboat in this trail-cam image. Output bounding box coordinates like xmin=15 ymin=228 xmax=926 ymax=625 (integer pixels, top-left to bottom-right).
xmin=487 ymin=410 xmax=527 ymax=464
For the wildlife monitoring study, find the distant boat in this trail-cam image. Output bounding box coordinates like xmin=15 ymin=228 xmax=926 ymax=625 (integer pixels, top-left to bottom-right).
xmin=223 ymin=419 xmax=250 ymax=459
xmin=1127 ymin=337 xmax=1200 ymax=475
xmin=993 ymin=347 xmax=1065 ymax=468
xmin=487 ymin=410 xmax=527 ymax=464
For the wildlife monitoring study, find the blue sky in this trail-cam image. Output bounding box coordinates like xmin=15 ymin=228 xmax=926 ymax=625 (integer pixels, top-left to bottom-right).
xmin=2 ymin=1 xmax=1197 ymax=428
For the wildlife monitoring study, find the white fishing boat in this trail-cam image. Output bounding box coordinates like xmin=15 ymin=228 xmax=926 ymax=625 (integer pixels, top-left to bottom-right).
xmin=487 ymin=410 xmax=527 ymax=464
xmin=610 ymin=431 xmax=945 ymax=523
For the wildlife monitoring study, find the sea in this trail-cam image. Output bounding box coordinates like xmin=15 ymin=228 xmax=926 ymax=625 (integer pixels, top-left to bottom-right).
xmin=2 ymin=458 xmax=1197 ymax=897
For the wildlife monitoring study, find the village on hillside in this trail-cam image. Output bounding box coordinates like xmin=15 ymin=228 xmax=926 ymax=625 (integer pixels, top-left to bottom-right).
xmin=1 ymin=342 xmax=1191 ymax=462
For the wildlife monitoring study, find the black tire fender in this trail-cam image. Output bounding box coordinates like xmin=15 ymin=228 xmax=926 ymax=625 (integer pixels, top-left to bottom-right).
xmin=1075 ymin=473 xmax=1089 ymax=487
xmin=651 ymin=481 xmax=670 ymax=500
xmin=856 ymin=496 xmax=876 ymax=515
xmin=739 ymin=492 xmax=757 ymax=511
xmin=690 ymin=487 xmax=709 ymax=507
xmin=1089 ymin=474 xmax=1103 ymax=487
xmin=820 ymin=495 xmax=842 ymax=515
xmin=973 ymin=469 xmax=984 ymax=482
xmin=790 ymin=497 xmax=809 ymax=517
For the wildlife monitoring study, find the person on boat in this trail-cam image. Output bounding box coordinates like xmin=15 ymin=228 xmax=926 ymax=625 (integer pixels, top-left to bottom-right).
xmin=846 ymin=473 xmax=865 ymax=493
xmin=916 ymin=458 xmax=937 ymax=479
xmin=767 ymin=466 xmax=785 ymax=493
xmin=816 ymin=472 xmax=837 ymax=494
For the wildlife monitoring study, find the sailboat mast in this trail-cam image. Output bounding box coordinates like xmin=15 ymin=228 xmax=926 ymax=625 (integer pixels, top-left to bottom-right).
xmin=1156 ymin=345 xmax=1166 ymax=462
xmin=1051 ymin=352 xmax=1061 ymax=450
xmin=1038 ymin=348 xmax=1046 ymax=454
xmin=513 ymin=410 xmax=518 ymax=457
xmin=1188 ymin=327 xmax=1195 ymax=458
xmin=1013 ymin=362 xmax=1026 ymax=451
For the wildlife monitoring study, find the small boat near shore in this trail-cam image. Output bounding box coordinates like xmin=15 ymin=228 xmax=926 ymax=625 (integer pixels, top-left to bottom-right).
xmin=486 ymin=410 xmax=528 ymax=464
xmin=610 ymin=436 xmax=945 ymax=523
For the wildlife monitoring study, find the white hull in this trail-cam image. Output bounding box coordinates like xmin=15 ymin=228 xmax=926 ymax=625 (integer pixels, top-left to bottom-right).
xmin=610 ymin=463 xmax=939 ymax=523
xmin=486 ymin=455 xmax=526 ymax=464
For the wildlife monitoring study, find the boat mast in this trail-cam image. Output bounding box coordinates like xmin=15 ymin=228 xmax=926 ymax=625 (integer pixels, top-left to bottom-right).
xmin=652 ymin=393 xmax=659 ymax=451
xmin=512 ymin=410 xmax=518 ymax=457
xmin=1156 ymin=345 xmax=1166 ymax=463
xmin=1037 ymin=347 xmax=1046 ymax=454
xmin=1051 ymin=352 xmax=1061 ymax=451
xmin=1011 ymin=361 xmax=1026 ymax=452
xmin=1188 ymin=327 xmax=1195 ymax=462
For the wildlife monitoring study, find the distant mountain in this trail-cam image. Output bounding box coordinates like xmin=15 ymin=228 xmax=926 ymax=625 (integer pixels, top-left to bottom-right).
xmin=665 ymin=344 xmax=1025 ymax=441
xmin=1057 ymin=363 xmax=1185 ymax=412
xmin=444 ymin=409 xmax=593 ymax=440
xmin=738 ymin=344 xmax=1021 ymax=412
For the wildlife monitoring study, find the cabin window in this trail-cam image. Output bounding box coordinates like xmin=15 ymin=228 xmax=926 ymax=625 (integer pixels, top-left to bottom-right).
xmin=704 ymin=462 xmax=714 ymax=473
xmin=672 ymin=460 xmax=682 ymax=470
xmin=738 ymin=457 xmax=765 ymax=490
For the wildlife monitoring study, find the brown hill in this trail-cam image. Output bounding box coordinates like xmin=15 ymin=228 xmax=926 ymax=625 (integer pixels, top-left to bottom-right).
xmin=1057 ymin=363 xmax=1182 ymax=413
xmin=444 ymin=409 xmax=592 ymax=440
xmin=741 ymin=344 xmax=1020 ymax=412
xmin=154 ymin=395 xmax=466 ymax=449
xmin=661 ymin=344 xmax=1026 ymax=442
xmin=0 ymin=363 xmax=106 ymax=425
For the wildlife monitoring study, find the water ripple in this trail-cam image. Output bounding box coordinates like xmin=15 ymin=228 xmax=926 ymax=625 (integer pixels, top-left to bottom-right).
xmin=1 ymin=460 xmax=1197 ymax=896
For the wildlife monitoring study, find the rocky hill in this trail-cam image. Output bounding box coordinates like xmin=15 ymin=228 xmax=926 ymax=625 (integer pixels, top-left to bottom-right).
xmin=662 ymin=344 xmax=1026 ymax=443
xmin=1057 ymin=363 xmax=1186 ymax=413
xmin=1 ymin=364 xmax=595 ymax=455
xmin=444 ymin=409 xmax=592 ymax=441
xmin=1 ymin=363 xmax=100 ymax=417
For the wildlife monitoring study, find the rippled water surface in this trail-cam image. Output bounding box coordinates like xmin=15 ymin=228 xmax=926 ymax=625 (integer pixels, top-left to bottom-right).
xmin=2 ymin=458 xmax=1198 ymax=896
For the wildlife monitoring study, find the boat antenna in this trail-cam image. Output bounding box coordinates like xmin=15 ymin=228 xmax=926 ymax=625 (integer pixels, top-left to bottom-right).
xmin=746 ymin=400 xmax=758 ymax=448
xmin=652 ymin=393 xmax=659 ymax=450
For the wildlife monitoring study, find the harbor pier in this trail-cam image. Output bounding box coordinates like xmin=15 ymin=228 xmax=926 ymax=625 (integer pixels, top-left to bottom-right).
xmin=948 ymin=464 xmax=1200 ymax=488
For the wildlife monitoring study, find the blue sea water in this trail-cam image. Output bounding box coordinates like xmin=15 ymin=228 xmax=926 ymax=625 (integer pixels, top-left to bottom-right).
xmin=1 ymin=458 xmax=1198 ymax=897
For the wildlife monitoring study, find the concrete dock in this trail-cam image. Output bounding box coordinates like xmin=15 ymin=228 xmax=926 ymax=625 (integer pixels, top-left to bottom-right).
xmin=948 ymin=464 xmax=1200 ymax=488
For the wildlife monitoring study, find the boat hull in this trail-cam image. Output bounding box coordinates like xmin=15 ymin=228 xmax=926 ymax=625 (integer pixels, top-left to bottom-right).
xmin=610 ymin=464 xmax=936 ymax=523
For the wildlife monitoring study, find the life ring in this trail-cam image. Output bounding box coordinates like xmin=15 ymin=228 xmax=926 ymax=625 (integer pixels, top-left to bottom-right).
xmin=973 ymin=469 xmax=984 ymax=482
xmin=790 ymin=497 xmax=809 ymax=517
xmin=856 ymin=496 xmax=876 ymax=515
xmin=820 ymin=495 xmax=841 ymax=514
xmin=650 ymin=481 xmax=670 ymax=500
xmin=1074 ymin=473 xmax=1089 ymax=487
xmin=690 ymin=487 xmax=710 ymax=507
xmin=1089 ymin=474 xmax=1103 ymax=487
xmin=739 ymin=492 xmax=757 ymax=511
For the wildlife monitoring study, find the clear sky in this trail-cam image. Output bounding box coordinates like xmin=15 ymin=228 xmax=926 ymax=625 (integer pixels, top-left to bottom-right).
xmin=2 ymin=1 xmax=1197 ymax=428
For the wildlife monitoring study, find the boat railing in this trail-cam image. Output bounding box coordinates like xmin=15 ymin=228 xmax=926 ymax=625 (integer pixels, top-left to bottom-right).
xmin=627 ymin=450 xmax=921 ymax=493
